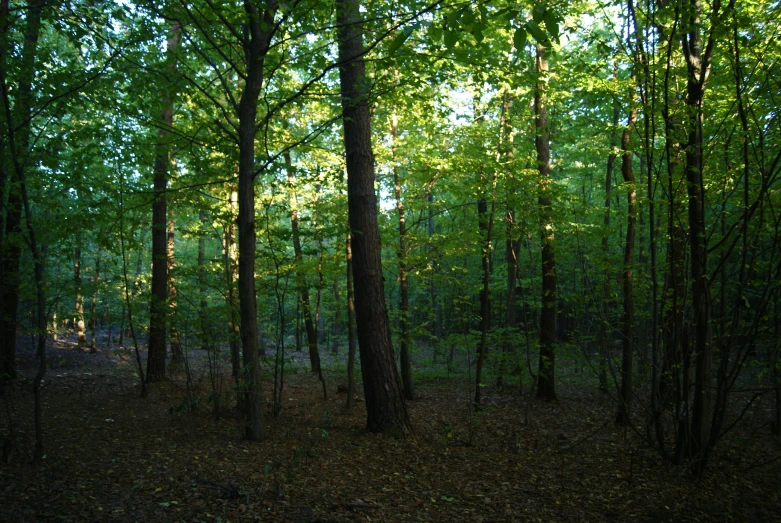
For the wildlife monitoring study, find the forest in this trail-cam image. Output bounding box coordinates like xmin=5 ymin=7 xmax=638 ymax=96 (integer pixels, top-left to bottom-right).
xmin=1 ymin=0 xmax=780 ymax=520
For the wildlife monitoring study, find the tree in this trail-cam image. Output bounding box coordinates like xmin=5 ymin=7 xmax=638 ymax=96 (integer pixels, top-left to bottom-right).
xmin=147 ymin=14 xmax=181 ymax=383
xmin=535 ymin=43 xmax=557 ymax=400
xmin=0 ymin=0 xmax=45 ymax=382
xmin=285 ymin=150 xmax=322 ymax=375
xmin=236 ymin=0 xmax=278 ymax=441
xmin=336 ymin=0 xmax=411 ymax=434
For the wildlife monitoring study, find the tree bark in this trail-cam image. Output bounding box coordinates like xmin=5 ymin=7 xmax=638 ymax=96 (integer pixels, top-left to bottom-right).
xmin=237 ymin=0 xmax=277 ymax=441
xmin=0 ymin=0 xmax=46 ymax=460
xmin=198 ymin=209 xmax=209 ymax=350
xmin=681 ymin=0 xmax=723 ymax=474
xmin=224 ymin=187 xmax=241 ymax=400
xmin=599 ymin=94 xmax=619 ymax=393
xmin=89 ymin=246 xmax=101 ymax=353
xmin=0 ymin=0 xmax=42 ymax=382
xmin=147 ymin=18 xmax=180 ymax=383
xmin=616 ymin=105 xmax=637 ymax=424
xmin=168 ymin=208 xmax=183 ymax=364
xmin=390 ymin=110 xmax=415 ymax=401
xmin=74 ymin=245 xmax=87 ymax=347
xmin=331 ymin=277 xmax=341 ymax=356
xmin=285 ymin=151 xmax=321 ymax=373
xmin=336 ymin=0 xmax=411 ymax=433
xmin=535 ymin=44 xmax=557 ymax=400
xmin=346 ymin=232 xmax=357 ymax=410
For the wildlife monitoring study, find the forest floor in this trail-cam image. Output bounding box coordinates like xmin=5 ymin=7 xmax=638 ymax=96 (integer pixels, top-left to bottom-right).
xmin=1 ymin=334 xmax=781 ymax=522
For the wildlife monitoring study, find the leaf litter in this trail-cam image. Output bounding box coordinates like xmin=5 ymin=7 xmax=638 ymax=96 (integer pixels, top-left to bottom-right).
xmin=2 ymin=336 xmax=780 ymax=522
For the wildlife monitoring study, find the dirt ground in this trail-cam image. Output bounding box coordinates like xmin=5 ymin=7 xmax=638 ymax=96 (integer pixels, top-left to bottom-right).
xmin=1 ymin=335 xmax=780 ymax=522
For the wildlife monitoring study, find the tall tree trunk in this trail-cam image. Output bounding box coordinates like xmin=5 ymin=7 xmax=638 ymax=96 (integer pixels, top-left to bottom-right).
xmin=0 ymin=0 xmax=8 ymax=385
xmin=0 ymin=0 xmax=41 ymax=382
xmin=336 ymin=0 xmax=411 ymax=433
xmin=535 ymin=44 xmax=557 ymax=400
xmin=147 ymin=18 xmax=180 ymax=383
xmin=313 ymin=187 xmax=328 ymax=400
xmin=125 ymin=248 xmax=144 ymax=338
xmin=599 ymin=94 xmax=619 ymax=393
xmin=198 ymin=209 xmax=209 ymax=350
xmin=224 ymin=187 xmax=241 ymax=399
xmin=285 ymin=151 xmax=321 ymax=374
xmin=89 ymin=246 xmax=101 ymax=353
xmin=0 ymin=0 xmax=46 ymax=460
xmin=616 ymin=105 xmax=638 ymax=424
xmin=74 ymin=245 xmax=87 ymax=347
xmin=345 ymin=232 xmax=357 ymax=410
xmin=681 ymin=0 xmax=725 ymax=474
xmin=474 ymin=194 xmax=495 ymax=408
xmin=499 ymin=217 xmax=520 ymax=389
xmin=331 ymin=277 xmax=341 ymax=355
xmin=168 ymin=208 xmax=183 ymax=364
xmin=237 ymin=0 xmax=276 ymax=441
xmin=476 ymin=86 xmax=508 ymax=404
xmin=390 ymin=110 xmax=415 ymax=401
xmin=496 ymin=89 xmax=516 ymax=389
xmin=0 ymin=182 xmax=22 ymax=378
xmin=428 ymin=190 xmax=441 ymax=345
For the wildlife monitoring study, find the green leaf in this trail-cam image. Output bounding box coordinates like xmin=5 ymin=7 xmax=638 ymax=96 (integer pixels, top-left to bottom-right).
xmin=543 ymin=11 xmax=560 ymax=42
xmin=389 ymin=25 xmax=415 ymax=54
xmin=532 ymin=5 xmax=546 ymax=24
xmin=479 ymin=5 xmax=488 ymax=24
xmin=446 ymin=10 xmax=461 ymax=28
xmin=513 ymin=27 xmax=527 ymax=50
xmin=444 ymin=29 xmax=458 ymax=49
xmin=461 ymin=10 xmax=476 ymax=30
xmin=526 ymin=21 xmax=548 ymax=45
xmin=429 ymin=24 xmax=443 ymax=43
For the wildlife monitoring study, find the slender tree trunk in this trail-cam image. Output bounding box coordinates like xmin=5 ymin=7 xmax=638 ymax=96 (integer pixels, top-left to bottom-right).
xmin=285 ymin=151 xmax=321 ymax=373
xmin=0 ymin=185 xmax=21 ymax=379
xmin=331 ymin=277 xmax=341 ymax=355
xmin=0 ymin=0 xmax=41 ymax=383
xmin=337 ymin=0 xmax=411 ymax=433
xmin=682 ymin=0 xmax=719 ymax=474
xmin=118 ymin=179 xmax=146 ymax=399
xmin=772 ymin=313 xmax=780 ymax=435
xmin=237 ymin=0 xmax=277 ymax=441
xmin=499 ymin=219 xmax=520 ymax=389
xmin=535 ymin=44 xmax=557 ymax=400
xmin=168 ymin=208 xmax=183 ymax=365
xmin=224 ymin=187 xmax=241 ymax=401
xmin=313 ymin=189 xmax=328 ymax=400
xmin=74 ymin=245 xmax=87 ymax=347
xmin=0 ymin=0 xmax=45 ymax=460
xmin=125 ymin=249 xmax=144 ymax=338
xmin=147 ymin=19 xmax=180 ymax=382
xmin=428 ymin=191 xmax=441 ymax=346
xmin=496 ymin=89 xmax=516 ymax=389
xmin=0 ymin=0 xmax=8 ymax=385
xmin=616 ymin=105 xmax=638 ymax=424
xmin=474 ymin=195 xmax=495 ymax=407
xmin=346 ymin=232 xmax=357 ymax=410
xmin=89 ymin=246 xmax=101 ymax=353
xmin=390 ymin=110 xmax=415 ymax=401
xmin=599 ymin=94 xmax=619 ymax=393
xmin=475 ymin=86 xmax=508 ymax=405
xmin=198 ymin=209 xmax=209 ymax=350
xmin=295 ymin=303 xmax=302 ymax=352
